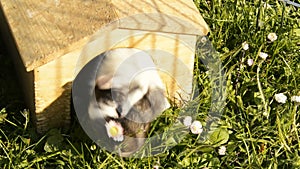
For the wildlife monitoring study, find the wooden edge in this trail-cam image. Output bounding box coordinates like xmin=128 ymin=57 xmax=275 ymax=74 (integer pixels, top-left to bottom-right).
xmin=112 ymin=0 xmax=210 ymax=35
xmin=0 ymin=0 xmax=117 ymax=72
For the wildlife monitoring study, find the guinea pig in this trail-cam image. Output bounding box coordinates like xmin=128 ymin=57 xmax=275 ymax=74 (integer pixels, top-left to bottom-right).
xmin=94 ymin=48 xmax=170 ymax=156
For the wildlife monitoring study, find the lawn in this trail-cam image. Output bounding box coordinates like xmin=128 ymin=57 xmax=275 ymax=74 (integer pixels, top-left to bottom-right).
xmin=0 ymin=0 xmax=299 ymax=168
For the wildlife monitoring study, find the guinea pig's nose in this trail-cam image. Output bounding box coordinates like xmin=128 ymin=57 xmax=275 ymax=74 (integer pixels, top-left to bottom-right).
xmin=116 ymin=105 xmax=122 ymax=117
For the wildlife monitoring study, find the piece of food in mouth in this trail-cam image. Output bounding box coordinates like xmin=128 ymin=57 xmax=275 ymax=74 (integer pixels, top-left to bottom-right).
xmin=105 ymin=120 xmax=124 ymax=142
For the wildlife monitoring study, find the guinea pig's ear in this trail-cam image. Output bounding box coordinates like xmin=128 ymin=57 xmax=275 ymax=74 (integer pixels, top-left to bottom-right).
xmin=96 ymin=75 xmax=113 ymax=89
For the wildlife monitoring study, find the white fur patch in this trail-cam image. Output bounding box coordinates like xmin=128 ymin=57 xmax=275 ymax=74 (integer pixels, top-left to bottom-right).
xmin=96 ymin=48 xmax=169 ymax=118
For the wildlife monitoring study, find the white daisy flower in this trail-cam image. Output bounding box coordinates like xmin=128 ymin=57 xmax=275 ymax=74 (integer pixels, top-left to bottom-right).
xmin=263 ymin=111 xmax=268 ymax=117
xmin=291 ymin=96 xmax=300 ymax=103
xmin=259 ymin=52 xmax=268 ymax=60
xmin=258 ymin=20 xmax=264 ymax=28
xmin=247 ymin=59 xmax=253 ymax=66
xmin=218 ymin=146 xmax=226 ymax=155
xmin=200 ymin=36 xmax=207 ymax=43
xmin=242 ymin=41 xmax=249 ymax=51
xmin=190 ymin=120 xmax=203 ymax=134
xmin=274 ymin=93 xmax=287 ymax=104
xmin=105 ymin=120 xmax=124 ymax=142
xmin=267 ymin=32 xmax=277 ymax=42
xmin=153 ymin=165 xmax=160 ymax=169
xmin=183 ymin=116 xmax=192 ymax=127
xmin=263 ymin=2 xmax=272 ymax=9
xmin=90 ymin=144 xmax=97 ymax=151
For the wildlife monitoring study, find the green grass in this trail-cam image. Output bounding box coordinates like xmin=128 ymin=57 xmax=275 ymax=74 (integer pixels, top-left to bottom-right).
xmin=1 ymin=0 xmax=300 ymax=168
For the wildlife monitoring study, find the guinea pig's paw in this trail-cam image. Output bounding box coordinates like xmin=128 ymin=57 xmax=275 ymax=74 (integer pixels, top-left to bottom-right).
xmin=120 ymin=102 xmax=131 ymax=118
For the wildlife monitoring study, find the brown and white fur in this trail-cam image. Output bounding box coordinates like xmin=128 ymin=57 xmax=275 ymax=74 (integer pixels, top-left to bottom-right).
xmin=95 ymin=48 xmax=170 ymax=156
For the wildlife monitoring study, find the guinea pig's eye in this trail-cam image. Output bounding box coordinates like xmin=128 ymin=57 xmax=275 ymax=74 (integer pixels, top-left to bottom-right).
xmin=116 ymin=105 xmax=122 ymax=117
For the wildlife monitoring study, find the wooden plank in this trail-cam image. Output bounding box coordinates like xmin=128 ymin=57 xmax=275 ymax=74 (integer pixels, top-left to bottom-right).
xmin=0 ymin=0 xmax=117 ymax=71
xmin=34 ymin=48 xmax=82 ymax=133
xmin=112 ymin=0 xmax=209 ymax=35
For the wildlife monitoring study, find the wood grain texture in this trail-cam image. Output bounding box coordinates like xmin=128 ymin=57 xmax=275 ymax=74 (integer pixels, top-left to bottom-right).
xmin=0 ymin=0 xmax=117 ymax=71
xmin=34 ymin=49 xmax=81 ymax=133
xmin=112 ymin=0 xmax=209 ymax=35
